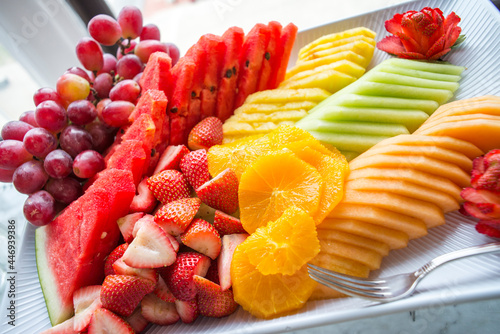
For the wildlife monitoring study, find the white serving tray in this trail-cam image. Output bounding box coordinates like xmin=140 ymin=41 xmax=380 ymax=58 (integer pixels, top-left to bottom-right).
xmin=1 ymin=0 xmax=500 ymax=332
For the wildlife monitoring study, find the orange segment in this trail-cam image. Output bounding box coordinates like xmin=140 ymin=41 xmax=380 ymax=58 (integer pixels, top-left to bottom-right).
xmin=238 ymin=149 xmax=323 ymax=233
xmin=244 ymin=206 xmax=320 ymax=275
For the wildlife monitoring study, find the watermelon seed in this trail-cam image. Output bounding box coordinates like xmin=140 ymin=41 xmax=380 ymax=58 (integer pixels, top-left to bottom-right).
xmin=171 ymin=107 xmax=178 ymax=113
xmin=151 ymin=148 xmax=156 ymax=157
xmin=210 ymin=86 xmax=215 ymax=93
xmin=191 ymin=91 xmax=196 ymax=98
xmin=225 ymin=69 xmax=232 ymax=79
xmin=232 ymin=66 xmax=237 ymax=75
xmin=265 ymin=52 xmax=270 ymax=60
xmin=245 ymin=60 xmax=250 ymax=67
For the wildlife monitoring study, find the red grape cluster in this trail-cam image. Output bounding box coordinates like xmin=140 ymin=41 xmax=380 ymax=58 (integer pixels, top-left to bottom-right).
xmin=0 ymin=6 xmax=180 ymax=227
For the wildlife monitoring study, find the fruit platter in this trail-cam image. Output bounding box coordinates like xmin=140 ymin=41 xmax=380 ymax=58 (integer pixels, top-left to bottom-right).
xmin=1 ymin=0 xmax=500 ymax=333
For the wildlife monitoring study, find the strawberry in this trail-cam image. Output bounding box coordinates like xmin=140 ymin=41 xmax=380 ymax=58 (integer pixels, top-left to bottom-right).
xmin=100 ymin=274 xmax=156 ymax=317
xmin=39 ymin=317 xmax=76 ymax=334
xmin=153 ymin=144 xmax=190 ymax=175
xmin=131 ymin=214 xmax=155 ymax=238
xmin=104 ymin=243 xmax=129 ymax=276
xmin=193 ymin=275 xmax=239 ymax=318
xmin=187 ymin=116 xmax=223 ymax=151
xmin=154 ymin=274 xmax=176 ymax=303
xmin=133 ymin=213 xmax=181 ymax=251
xmin=129 ymin=177 xmax=157 ymax=213
xmin=112 ymin=257 xmax=159 ymax=284
xmin=88 ymin=308 xmax=135 ymax=334
xmin=218 ymin=234 xmax=248 ymax=291
xmin=140 ymin=293 xmax=180 ymax=326
xmin=205 ymin=260 xmax=220 ymax=284
xmin=180 ymin=218 xmax=222 ymax=260
xmin=73 ymin=285 xmax=102 ymax=332
xmin=475 ymin=164 xmax=500 ymax=191
xmin=154 ymin=197 xmax=201 ymax=236
xmin=213 ymin=210 xmax=246 ymax=235
xmin=476 ymin=220 xmax=500 ymax=238
xmin=471 ymin=155 xmax=487 ymax=187
xmin=147 ymin=169 xmax=191 ymax=204
xmin=160 ymin=251 xmax=211 ymax=301
xmin=117 ymin=213 xmax=144 ymax=243
xmin=196 ymin=168 xmax=239 ymax=214
xmin=122 ymin=216 xmax=177 ymax=268
xmin=175 ymin=299 xmax=198 ymax=324
xmin=180 ymin=149 xmax=211 ymax=189
xmin=125 ymin=307 xmax=149 ymax=334
xmin=462 ymin=202 xmax=500 ymax=220
xmin=461 ymin=188 xmax=500 ymax=205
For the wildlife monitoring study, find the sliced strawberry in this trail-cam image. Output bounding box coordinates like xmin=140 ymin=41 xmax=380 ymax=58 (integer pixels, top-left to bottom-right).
xmin=475 ymin=164 xmax=500 ymax=191
xmin=461 ymin=187 xmax=500 ymax=205
xmin=180 ymin=149 xmax=211 ymax=189
xmin=204 ymin=259 xmax=220 ymax=284
xmin=193 ymin=275 xmax=239 ymax=318
xmin=132 ymin=213 xmax=181 ymax=252
xmin=154 ymin=197 xmax=201 ymax=236
xmin=462 ymin=202 xmax=500 ymax=220
xmin=40 ymin=317 xmax=76 ymax=334
xmin=471 ymin=155 xmax=486 ymax=187
xmin=476 ymin=219 xmax=500 ymax=238
xmin=100 ymin=274 xmax=156 ymax=317
xmin=112 ymin=257 xmax=159 ymax=284
xmin=154 ymin=274 xmax=176 ymax=303
xmin=73 ymin=285 xmax=102 ymax=332
xmin=140 ymin=293 xmax=180 ymax=326
xmin=187 ymin=116 xmax=223 ymax=151
xmin=88 ymin=308 xmax=135 ymax=334
xmin=175 ymin=299 xmax=198 ymax=324
xmin=125 ymin=307 xmax=149 ymax=334
xmin=213 ymin=210 xmax=245 ymax=235
xmin=218 ymin=233 xmax=248 ymax=291
xmin=129 ymin=177 xmax=157 ymax=213
xmin=196 ymin=168 xmax=239 ymax=214
xmin=147 ymin=169 xmax=191 ymax=204
xmin=180 ymin=218 xmax=222 ymax=260
xmin=104 ymin=243 xmax=129 ymax=276
xmin=117 ymin=213 xmax=144 ymax=243
xmin=160 ymin=251 xmax=211 ymax=301
xmin=123 ymin=216 xmax=177 ymax=268
xmin=153 ymin=144 xmax=190 ymax=174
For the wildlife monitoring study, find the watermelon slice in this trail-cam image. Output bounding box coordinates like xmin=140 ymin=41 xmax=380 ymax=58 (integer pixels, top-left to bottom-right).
xmin=269 ymin=22 xmax=298 ymax=88
xmin=257 ymin=21 xmax=282 ymax=91
xmin=107 ymin=139 xmax=147 ymax=186
xmin=199 ymin=34 xmax=226 ymax=119
xmin=216 ymin=26 xmax=245 ymax=122
xmin=139 ymin=51 xmax=173 ymax=94
xmin=183 ymin=42 xmax=205 ymax=139
xmin=234 ymin=23 xmax=271 ymax=109
xmin=36 ymin=169 xmax=135 ymax=325
xmin=122 ymin=113 xmax=156 ymax=176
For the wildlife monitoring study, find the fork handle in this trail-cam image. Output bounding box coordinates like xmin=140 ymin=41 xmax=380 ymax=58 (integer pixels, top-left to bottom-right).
xmin=415 ymin=241 xmax=500 ymax=278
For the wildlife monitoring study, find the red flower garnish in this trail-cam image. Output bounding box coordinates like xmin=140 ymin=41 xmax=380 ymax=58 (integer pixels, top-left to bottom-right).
xmin=377 ymin=7 xmax=463 ymax=60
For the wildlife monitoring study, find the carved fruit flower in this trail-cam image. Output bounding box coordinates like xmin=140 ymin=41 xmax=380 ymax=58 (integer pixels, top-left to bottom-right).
xmin=377 ymin=7 xmax=463 ymax=60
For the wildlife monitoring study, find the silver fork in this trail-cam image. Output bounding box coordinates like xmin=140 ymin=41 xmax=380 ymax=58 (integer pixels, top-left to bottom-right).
xmin=308 ymin=242 xmax=500 ymax=302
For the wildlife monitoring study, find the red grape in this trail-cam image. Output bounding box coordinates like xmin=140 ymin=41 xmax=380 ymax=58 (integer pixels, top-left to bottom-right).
xmin=24 ymin=190 xmax=56 ymax=226
xmin=64 ymin=67 xmax=91 ymax=83
xmin=67 ymin=100 xmax=97 ymax=125
xmin=133 ymin=72 xmax=142 ymax=83
xmin=19 ymin=110 xmax=39 ymax=127
xmin=1 ymin=121 xmax=34 ymax=141
xmin=101 ymin=100 xmax=135 ymax=127
xmin=23 ymin=127 xmax=58 ymax=158
xmin=13 ymin=160 xmax=49 ymax=194
xmin=57 ymin=73 xmax=91 ymax=104
xmin=165 ymin=42 xmax=180 ymax=66
xmin=96 ymin=98 xmax=112 ymax=123
xmin=93 ymin=73 xmax=114 ymax=99
xmin=0 ymin=140 xmax=33 ymax=170
xmin=116 ymin=39 xmax=137 ymax=60
xmin=33 ymin=87 xmax=64 ymax=106
xmin=116 ymin=54 xmax=143 ymax=79
xmin=135 ymin=40 xmax=168 ymax=63
xmin=109 ymin=79 xmax=141 ymax=103
xmin=88 ymin=14 xmax=122 ymax=46
xmin=118 ymin=6 xmax=143 ymax=39
xmin=59 ymin=125 xmax=94 ymax=158
xmin=98 ymin=53 xmax=118 ymax=75
xmin=44 ymin=149 xmax=73 ymax=179
xmin=0 ymin=167 xmax=15 ymax=183
xmin=76 ymin=37 xmax=104 ymax=72
xmin=140 ymin=23 xmax=161 ymax=41
xmin=73 ymin=150 xmax=105 ymax=179
xmin=86 ymin=121 xmax=116 ymax=153
xmin=35 ymin=100 xmax=68 ymax=133
xmin=45 ymin=177 xmax=82 ymax=204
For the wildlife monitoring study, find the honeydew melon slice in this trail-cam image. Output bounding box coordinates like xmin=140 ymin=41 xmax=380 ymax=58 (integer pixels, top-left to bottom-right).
xmin=381 ymin=58 xmax=465 ymax=75
xmin=298 ymin=119 xmax=409 ymax=136
xmin=317 ymin=239 xmax=383 ymax=270
xmin=342 ymin=189 xmax=445 ymax=228
xmin=316 ymin=229 xmax=390 ymax=256
xmin=310 ymin=251 xmax=371 ymax=278
xmin=364 ymin=72 xmax=460 ymax=92
xmin=327 ymin=203 xmax=427 ymax=239
xmin=376 ymin=65 xmax=462 ymax=82
xmin=319 ymin=218 xmax=409 ymax=249
xmin=346 ymin=167 xmax=463 ymax=202
xmin=306 ymin=131 xmax=392 ymax=153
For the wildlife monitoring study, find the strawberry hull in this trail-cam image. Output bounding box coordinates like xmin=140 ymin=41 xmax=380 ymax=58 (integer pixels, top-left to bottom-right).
xmin=36 ymin=169 xmax=136 ymax=325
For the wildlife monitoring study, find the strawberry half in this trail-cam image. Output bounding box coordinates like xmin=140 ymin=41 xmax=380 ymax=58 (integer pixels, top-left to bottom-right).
xmin=140 ymin=293 xmax=180 ymax=326
xmin=39 ymin=317 xmax=75 ymax=334
xmin=180 ymin=218 xmax=222 ymax=260
xmin=100 ymin=274 xmax=156 ymax=317
xmin=218 ymin=233 xmax=248 ymax=291
xmin=196 ymin=168 xmax=239 ymax=214
xmin=88 ymin=308 xmax=134 ymax=334
xmin=73 ymin=285 xmax=102 ymax=332
xmin=104 ymin=243 xmax=129 ymax=276
xmin=117 ymin=213 xmax=144 ymax=243
xmin=154 ymin=274 xmax=176 ymax=303
xmin=187 ymin=116 xmax=223 ymax=151
xmin=180 ymin=149 xmax=211 ymax=189
xmin=122 ymin=216 xmax=177 ymax=268
xmin=147 ymin=169 xmax=191 ymax=204
xmin=153 ymin=144 xmax=190 ymax=174
xmin=205 ymin=260 xmax=220 ymax=284
xmin=129 ymin=177 xmax=157 ymax=213
xmin=125 ymin=307 xmax=149 ymax=334
xmin=112 ymin=257 xmax=159 ymax=284
xmin=154 ymin=197 xmax=201 ymax=236
xmin=476 ymin=219 xmax=500 ymax=238
xmin=461 ymin=187 xmax=500 ymax=205
xmin=175 ymin=299 xmax=198 ymax=324
xmin=193 ymin=275 xmax=239 ymax=318
xmin=462 ymin=202 xmax=500 ymax=220
xmin=160 ymin=251 xmax=211 ymax=301
xmin=213 ymin=210 xmax=245 ymax=235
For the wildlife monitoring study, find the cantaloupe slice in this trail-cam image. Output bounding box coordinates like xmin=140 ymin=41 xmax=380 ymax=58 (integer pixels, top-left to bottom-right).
xmin=422 ymin=95 xmax=500 ymax=122
xmin=309 ymin=283 xmax=346 ymax=300
xmin=417 ymin=113 xmax=500 ymax=131
xmin=316 ymin=229 xmax=390 ymax=256
xmin=318 ymin=239 xmax=383 ymax=270
xmin=310 ymin=252 xmax=371 ymax=278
